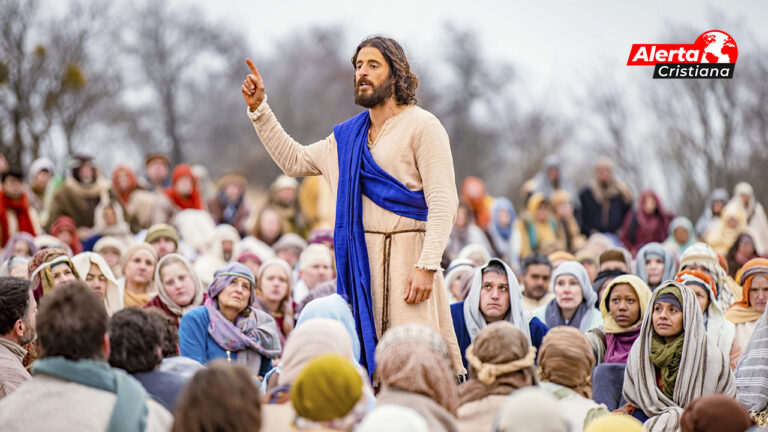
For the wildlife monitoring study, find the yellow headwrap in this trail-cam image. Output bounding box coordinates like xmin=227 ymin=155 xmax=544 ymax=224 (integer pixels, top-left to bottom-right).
xmin=600 ymin=274 xmax=652 ymax=334
xmin=291 ymin=354 xmax=363 ymax=422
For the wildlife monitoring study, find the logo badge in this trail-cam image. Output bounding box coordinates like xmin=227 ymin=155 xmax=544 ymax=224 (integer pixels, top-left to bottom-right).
xmin=627 ymin=30 xmax=738 ymax=79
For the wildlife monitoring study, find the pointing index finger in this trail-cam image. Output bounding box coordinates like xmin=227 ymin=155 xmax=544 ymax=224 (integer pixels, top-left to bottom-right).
xmin=245 ymin=58 xmax=260 ymax=77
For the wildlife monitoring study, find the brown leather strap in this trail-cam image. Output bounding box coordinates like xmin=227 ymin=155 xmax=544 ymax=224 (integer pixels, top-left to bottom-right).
xmin=365 ymin=229 xmax=426 ymax=333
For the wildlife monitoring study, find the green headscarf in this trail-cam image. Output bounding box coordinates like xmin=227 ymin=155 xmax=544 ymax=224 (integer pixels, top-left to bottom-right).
xmin=648 ymin=285 xmax=684 ymax=400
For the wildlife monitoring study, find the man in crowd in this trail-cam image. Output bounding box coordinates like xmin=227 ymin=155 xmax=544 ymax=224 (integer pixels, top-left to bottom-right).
xmin=0 ymin=277 xmax=36 ymax=399
xmin=145 ymin=223 xmax=179 ymax=259
xmin=450 ymin=258 xmax=549 ymax=370
xmin=579 ymin=157 xmax=633 ymax=237
xmin=0 ymin=282 xmax=172 ymax=431
xmin=519 ymin=254 xmax=554 ymax=312
xmin=292 ymin=244 xmax=334 ymax=303
xmin=1 ymin=169 xmax=39 ymax=246
xmin=242 ymin=36 xmax=465 ymax=374
xmin=141 ymin=153 xmax=172 ymax=192
xmin=108 ymin=308 xmax=188 ymax=411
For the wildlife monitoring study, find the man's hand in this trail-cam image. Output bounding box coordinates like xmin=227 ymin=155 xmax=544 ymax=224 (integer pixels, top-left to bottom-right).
xmin=404 ymin=268 xmax=435 ymax=304
xmin=241 ymin=58 xmax=265 ymax=111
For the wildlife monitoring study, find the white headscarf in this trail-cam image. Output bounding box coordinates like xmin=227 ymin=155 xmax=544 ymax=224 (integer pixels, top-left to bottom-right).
xmin=463 ymin=258 xmax=531 ymax=344
xmin=71 ymin=252 xmax=123 ymax=315
xmin=154 ymin=253 xmax=205 ymax=317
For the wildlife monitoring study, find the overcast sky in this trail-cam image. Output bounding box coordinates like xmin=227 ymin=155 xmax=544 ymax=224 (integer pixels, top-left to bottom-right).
xmin=188 ymin=0 xmax=767 ymax=107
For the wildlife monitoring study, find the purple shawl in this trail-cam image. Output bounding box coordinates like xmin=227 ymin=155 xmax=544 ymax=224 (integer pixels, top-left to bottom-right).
xmin=604 ymin=326 xmax=641 ymax=363
xmin=205 ymin=263 xmax=282 ymax=358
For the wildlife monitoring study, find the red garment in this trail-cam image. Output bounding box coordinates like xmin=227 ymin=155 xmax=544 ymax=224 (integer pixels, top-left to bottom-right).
xmin=461 ymin=177 xmax=492 ymax=229
xmin=144 ymin=296 xmax=181 ymax=327
xmin=620 ymin=190 xmax=674 ymax=256
xmin=112 ymin=165 xmax=137 ymax=206
xmin=164 ymin=164 xmax=203 ymax=210
xmin=50 ymin=216 xmax=83 ymax=254
xmin=0 ymin=191 xmax=37 ymax=246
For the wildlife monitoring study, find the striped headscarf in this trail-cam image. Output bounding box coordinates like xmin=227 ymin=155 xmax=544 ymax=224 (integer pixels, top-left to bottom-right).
xmin=735 ymin=303 xmax=768 ymax=416
xmin=676 ymin=270 xmax=735 ymax=358
xmin=623 ymin=281 xmax=736 ymax=432
xmin=725 ymin=258 xmax=768 ymax=325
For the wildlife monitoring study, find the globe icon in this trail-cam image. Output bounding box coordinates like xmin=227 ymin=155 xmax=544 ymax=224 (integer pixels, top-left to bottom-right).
xmin=695 ymin=30 xmax=738 ymax=63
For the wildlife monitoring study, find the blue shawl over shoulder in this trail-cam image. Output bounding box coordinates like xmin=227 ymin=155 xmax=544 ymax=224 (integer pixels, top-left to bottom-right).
xmin=333 ymin=110 xmax=428 ymax=376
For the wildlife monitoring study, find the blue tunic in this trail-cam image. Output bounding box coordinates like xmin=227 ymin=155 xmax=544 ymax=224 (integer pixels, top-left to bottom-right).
xmin=178 ymin=306 xmax=271 ymax=376
xmin=450 ymin=301 xmax=549 ymax=370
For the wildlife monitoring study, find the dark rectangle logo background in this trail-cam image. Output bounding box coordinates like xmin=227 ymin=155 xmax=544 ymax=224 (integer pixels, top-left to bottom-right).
xmin=653 ymin=63 xmax=735 ymax=79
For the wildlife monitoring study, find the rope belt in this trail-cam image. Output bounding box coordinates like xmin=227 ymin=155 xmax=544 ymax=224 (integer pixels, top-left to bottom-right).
xmin=364 ymin=228 xmax=426 ymax=333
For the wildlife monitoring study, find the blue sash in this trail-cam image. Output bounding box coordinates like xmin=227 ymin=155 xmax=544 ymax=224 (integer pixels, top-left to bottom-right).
xmin=333 ymin=110 xmax=428 ymax=376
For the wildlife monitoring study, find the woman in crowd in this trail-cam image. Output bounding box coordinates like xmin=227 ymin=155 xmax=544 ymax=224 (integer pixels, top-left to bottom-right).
xmin=71 ymin=251 xmax=123 ymax=315
xmin=178 ymin=262 xmax=281 ymax=378
xmin=83 ymin=199 xmax=133 ymax=251
xmin=295 ymin=294 xmax=361 ymax=361
xmin=725 ymin=258 xmax=768 ymax=348
xmin=2 ymin=232 xmax=36 ymax=260
xmin=676 ymin=270 xmax=739 ymax=368
xmin=726 ymin=233 xmax=760 ymax=279
xmin=533 ymin=261 xmax=602 ymax=332
xmin=514 ymin=193 xmax=564 ymax=259
xmin=256 ymin=258 xmax=295 ymax=342
xmin=680 ymin=242 xmax=738 ymax=312
xmin=537 ymin=326 xmax=609 ymax=431
xmin=49 ymin=216 xmax=82 ymax=255
xmin=634 ymin=243 xmax=677 ymax=290
xmin=663 ymin=216 xmax=696 ymax=257
xmin=28 ymin=248 xmax=79 ymax=300
xmin=444 ymin=259 xmax=475 ymax=304
xmin=375 ymin=324 xmax=460 ymax=432
xmin=622 ymin=281 xmax=736 ymax=430
xmin=251 ymin=206 xmax=285 ymax=247
xmin=119 ymin=243 xmax=158 ymax=307
xmin=171 ymin=361 xmax=262 ymax=432
xmin=486 ymin=198 xmax=517 ymax=262
xmin=730 ymin=182 xmax=768 ymax=254
xmin=705 ymin=203 xmax=747 ymax=255
xmin=144 ymin=253 xmax=205 ymax=327
xmin=445 ymin=203 xmax=493 ymax=263
xmin=620 ymin=190 xmax=674 ymax=256
xmin=93 ymin=236 xmax=127 ymax=278
xmin=695 ymin=188 xmax=728 ymax=238
xmin=457 ymin=322 xmax=537 ymax=431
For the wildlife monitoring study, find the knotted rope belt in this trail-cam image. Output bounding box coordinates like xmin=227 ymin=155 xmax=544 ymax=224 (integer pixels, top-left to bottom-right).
xmin=364 ymin=228 xmax=426 ymax=333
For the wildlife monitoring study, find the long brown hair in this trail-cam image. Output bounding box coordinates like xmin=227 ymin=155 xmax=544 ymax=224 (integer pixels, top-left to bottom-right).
xmin=352 ymin=36 xmax=418 ymax=106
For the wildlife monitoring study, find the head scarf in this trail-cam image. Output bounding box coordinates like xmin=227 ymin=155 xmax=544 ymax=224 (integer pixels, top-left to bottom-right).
xmin=680 ymin=394 xmax=754 ymax=432
xmin=666 ymin=217 xmax=696 ymax=254
xmin=0 ymin=255 xmax=29 ymax=277
xmin=649 ymin=286 xmax=685 ymax=400
xmin=735 ymin=300 xmax=768 ymax=414
xmin=445 ymin=258 xmax=475 ymax=300
xmin=2 ymin=232 xmax=37 ymax=261
xmin=164 ymin=164 xmax=203 ymax=210
xmin=464 ymin=259 xmax=531 ymax=344
xmin=493 ymin=387 xmax=569 ymax=432
xmin=71 ymin=252 xmax=123 ymax=315
xmin=584 ymin=414 xmax=643 ymax=432
xmin=733 ymin=182 xmax=756 ymax=218
xmin=291 ymin=354 xmax=368 ymax=430
xmin=537 ymin=326 xmax=595 ymax=398
xmin=144 ymin=223 xmax=179 ymax=247
xmin=460 ymin=321 xmax=537 ymax=405
xmin=487 ymin=198 xmax=516 ymax=256
xmin=598 ymin=247 xmax=633 ymax=272
xmin=680 ymin=242 xmax=735 ymax=310
xmin=600 ymin=275 xmax=652 ymax=363
xmin=545 ymin=261 xmax=599 ymax=332
xmin=375 ymin=324 xmax=458 ymax=416
xmin=623 ymin=281 xmax=736 ymax=432
xmin=706 ymin=203 xmax=747 ymax=254
xmin=152 ymin=253 xmax=205 ymax=317
xmin=50 ymin=216 xmax=82 ymax=255
xmin=121 ymin=243 xmax=157 ymax=294
xmin=28 ymin=248 xmax=79 ymax=299
xmin=204 ymin=262 xmax=282 ymax=360
xmin=295 ymin=294 xmax=360 ymax=361
xmin=676 ymin=270 xmax=735 ymax=356
xmin=357 ymin=405 xmax=429 ymax=432
xmin=635 ymin=243 xmax=677 ymax=289
xmin=461 ymin=177 xmax=491 ymax=229
xmin=725 ymin=258 xmax=768 ymax=325
xmin=112 ymin=165 xmax=137 ymax=205
xmin=278 ymin=318 xmax=356 ymax=386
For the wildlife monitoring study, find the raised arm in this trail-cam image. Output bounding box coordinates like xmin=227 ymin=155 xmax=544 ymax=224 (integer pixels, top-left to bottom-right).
xmin=242 ymin=59 xmax=328 ymax=177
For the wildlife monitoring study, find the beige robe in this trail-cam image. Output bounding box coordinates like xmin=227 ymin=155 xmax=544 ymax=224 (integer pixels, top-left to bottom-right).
xmin=248 ymin=100 xmax=464 ymax=373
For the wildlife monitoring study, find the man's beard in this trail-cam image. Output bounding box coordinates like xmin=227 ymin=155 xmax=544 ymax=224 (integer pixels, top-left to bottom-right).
xmin=18 ymin=324 xmax=36 ymax=346
xmin=354 ymin=76 xmax=394 ymax=108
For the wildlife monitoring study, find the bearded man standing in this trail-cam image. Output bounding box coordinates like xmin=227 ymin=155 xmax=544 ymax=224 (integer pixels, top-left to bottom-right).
xmin=242 ymin=36 xmax=463 ymax=376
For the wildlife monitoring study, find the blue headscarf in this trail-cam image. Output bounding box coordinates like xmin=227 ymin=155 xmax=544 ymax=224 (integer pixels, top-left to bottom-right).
xmin=296 ymin=294 xmax=361 ymax=361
